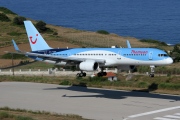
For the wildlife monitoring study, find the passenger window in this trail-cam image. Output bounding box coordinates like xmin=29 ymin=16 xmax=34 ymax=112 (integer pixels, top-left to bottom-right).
xmin=164 ymin=54 xmax=168 ymax=57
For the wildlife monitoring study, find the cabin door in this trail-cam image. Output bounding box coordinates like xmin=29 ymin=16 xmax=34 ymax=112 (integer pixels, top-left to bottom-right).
xmin=68 ymin=52 xmax=71 ymax=57
xmin=117 ymin=50 xmax=121 ymax=60
xmin=149 ymin=51 xmax=153 ymax=60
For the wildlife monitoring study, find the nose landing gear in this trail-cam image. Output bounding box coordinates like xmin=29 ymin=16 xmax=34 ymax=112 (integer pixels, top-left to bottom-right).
xmin=149 ymin=65 xmax=155 ymax=77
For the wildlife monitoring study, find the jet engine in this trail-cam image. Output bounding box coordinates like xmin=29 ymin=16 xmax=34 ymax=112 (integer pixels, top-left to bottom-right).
xmin=79 ymin=60 xmax=98 ymax=71
xmin=117 ymin=65 xmax=135 ymax=71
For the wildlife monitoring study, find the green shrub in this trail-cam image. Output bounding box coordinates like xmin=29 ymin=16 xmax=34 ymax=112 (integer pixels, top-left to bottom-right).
xmin=159 ymin=83 xmax=180 ymax=90
xmin=89 ymin=76 xmax=107 ymax=82
xmin=167 ymin=73 xmax=171 ymax=77
xmin=137 ymin=66 xmax=149 ymax=73
xmin=59 ymin=80 xmax=70 ymax=85
xmin=0 ymin=7 xmax=16 ymax=14
xmin=0 ymin=112 xmax=10 ymax=119
xmin=46 ymin=28 xmax=54 ymax=33
xmin=148 ymin=83 xmax=158 ymax=90
xmin=1 ymin=53 xmax=28 ymax=59
xmin=140 ymin=39 xmax=167 ymax=46
xmin=35 ymin=21 xmax=47 ymax=32
xmin=7 ymin=32 xmax=23 ymax=36
xmin=13 ymin=16 xmax=26 ymax=25
xmin=15 ymin=116 xmax=35 ymax=120
xmin=137 ymin=81 xmax=148 ymax=88
xmin=19 ymin=60 xmax=30 ymax=65
xmin=53 ymin=32 xmax=58 ymax=35
xmin=0 ymin=13 xmax=11 ymax=22
xmin=96 ymin=30 xmax=109 ymax=35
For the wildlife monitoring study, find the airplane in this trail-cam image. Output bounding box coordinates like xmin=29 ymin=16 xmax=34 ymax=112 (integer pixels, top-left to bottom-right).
xmin=11 ymin=20 xmax=173 ymax=77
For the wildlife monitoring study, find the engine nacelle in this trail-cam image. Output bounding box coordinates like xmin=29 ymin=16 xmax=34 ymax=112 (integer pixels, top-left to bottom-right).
xmin=117 ymin=65 xmax=135 ymax=71
xmin=79 ymin=60 xmax=98 ymax=71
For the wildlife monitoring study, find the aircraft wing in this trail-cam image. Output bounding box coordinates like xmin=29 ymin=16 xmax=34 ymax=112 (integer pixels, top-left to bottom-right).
xmin=11 ymin=39 xmax=105 ymax=63
xmin=6 ymin=50 xmax=106 ymax=63
xmin=25 ymin=52 xmax=106 ymax=63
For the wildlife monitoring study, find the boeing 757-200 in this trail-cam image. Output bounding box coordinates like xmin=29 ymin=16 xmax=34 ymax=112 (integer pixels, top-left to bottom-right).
xmin=11 ymin=21 xmax=173 ymax=77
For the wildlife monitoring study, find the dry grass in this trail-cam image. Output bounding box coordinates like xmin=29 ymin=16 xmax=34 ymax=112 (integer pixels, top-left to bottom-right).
xmin=48 ymin=24 xmax=158 ymax=48
xmin=0 ymin=59 xmax=21 ymax=67
xmin=167 ymin=62 xmax=180 ymax=68
xmin=0 ymin=109 xmax=87 ymax=120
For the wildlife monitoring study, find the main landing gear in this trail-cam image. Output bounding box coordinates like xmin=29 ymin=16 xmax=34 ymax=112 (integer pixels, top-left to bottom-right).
xmin=76 ymin=68 xmax=107 ymax=77
xmin=76 ymin=71 xmax=86 ymax=77
xmin=97 ymin=67 xmax=107 ymax=77
xmin=149 ymin=65 xmax=155 ymax=77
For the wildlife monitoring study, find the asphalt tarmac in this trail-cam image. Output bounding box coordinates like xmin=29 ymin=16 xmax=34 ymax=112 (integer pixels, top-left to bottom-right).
xmin=0 ymin=82 xmax=179 ymax=120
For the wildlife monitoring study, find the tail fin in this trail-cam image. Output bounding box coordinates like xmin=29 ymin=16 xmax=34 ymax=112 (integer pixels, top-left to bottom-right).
xmin=24 ymin=21 xmax=51 ymax=51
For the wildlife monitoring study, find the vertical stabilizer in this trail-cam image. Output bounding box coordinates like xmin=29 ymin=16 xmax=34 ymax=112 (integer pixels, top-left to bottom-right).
xmin=24 ymin=21 xmax=51 ymax=51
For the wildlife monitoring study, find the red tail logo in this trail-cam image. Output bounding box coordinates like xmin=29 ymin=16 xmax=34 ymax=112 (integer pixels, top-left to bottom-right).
xmin=29 ymin=34 xmax=38 ymax=44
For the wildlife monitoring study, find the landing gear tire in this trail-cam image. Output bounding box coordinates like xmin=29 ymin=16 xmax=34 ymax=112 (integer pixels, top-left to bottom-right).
xmin=97 ymin=67 xmax=107 ymax=77
xmin=149 ymin=65 xmax=155 ymax=77
xmin=97 ymin=72 xmax=102 ymax=77
xmin=97 ymin=72 xmax=107 ymax=77
xmin=103 ymin=72 xmax=107 ymax=76
xmin=83 ymin=72 xmax=86 ymax=77
xmin=76 ymin=72 xmax=86 ymax=77
xmin=149 ymin=73 xmax=154 ymax=77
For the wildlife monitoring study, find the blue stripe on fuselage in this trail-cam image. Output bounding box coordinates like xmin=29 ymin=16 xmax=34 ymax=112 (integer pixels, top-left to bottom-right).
xmin=31 ymin=48 xmax=169 ymax=61
xmin=31 ymin=48 xmax=73 ymax=54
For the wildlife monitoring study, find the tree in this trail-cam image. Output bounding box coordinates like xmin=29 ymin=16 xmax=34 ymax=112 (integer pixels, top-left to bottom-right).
xmin=13 ymin=16 xmax=26 ymax=25
xmin=172 ymin=45 xmax=180 ymax=53
xmin=0 ymin=7 xmax=16 ymax=15
xmin=35 ymin=21 xmax=47 ymax=32
xmin=0 ymin=13 xmax=10 ymax=22
xmin=96 ymin=30 xmax=109 ymax=35
xmin=171 ymin=52 xmax=180 ymax=62
xmin=171 ymin=45 xmax=180 ymax=62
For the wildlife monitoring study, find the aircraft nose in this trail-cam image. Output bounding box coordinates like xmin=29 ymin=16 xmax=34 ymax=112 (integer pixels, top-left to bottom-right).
xmin=166 ymin=57 xmax=173 ymax=64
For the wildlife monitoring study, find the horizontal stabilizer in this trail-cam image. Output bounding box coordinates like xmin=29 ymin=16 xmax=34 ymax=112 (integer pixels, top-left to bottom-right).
xmin=12 ymin=39 xmax=21 ymax=52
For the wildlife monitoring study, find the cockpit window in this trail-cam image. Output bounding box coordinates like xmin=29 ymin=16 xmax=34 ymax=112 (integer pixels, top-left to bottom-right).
xmin=158 ymin=54 xmax=168 ymax=57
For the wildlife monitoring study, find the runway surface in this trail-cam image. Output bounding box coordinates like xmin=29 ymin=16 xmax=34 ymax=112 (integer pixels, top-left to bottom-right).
xmin=0 ymin=82 xmax=179 ymax=120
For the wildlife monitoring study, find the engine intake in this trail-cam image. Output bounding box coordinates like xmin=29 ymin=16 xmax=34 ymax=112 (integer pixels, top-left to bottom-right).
xmin=79 ymin=60 xmax=98 ymax=71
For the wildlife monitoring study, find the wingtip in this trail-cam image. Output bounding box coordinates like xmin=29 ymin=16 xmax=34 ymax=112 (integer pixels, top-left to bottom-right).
xmin=126 ymin=40 xmax=132 ymax=48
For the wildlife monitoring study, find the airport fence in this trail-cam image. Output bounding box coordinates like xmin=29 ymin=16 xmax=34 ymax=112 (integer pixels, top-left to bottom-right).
xmin=0 ymin=68 xmax=180 ymax=77
xmin=0 ymin=68 xmax=120 ymax=76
